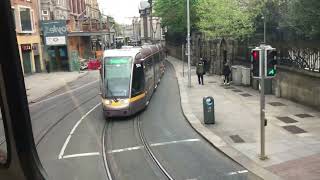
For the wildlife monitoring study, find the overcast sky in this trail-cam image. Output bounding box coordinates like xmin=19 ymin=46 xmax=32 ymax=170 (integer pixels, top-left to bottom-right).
xmin=97 ymin=0 xmax=142 ymax=24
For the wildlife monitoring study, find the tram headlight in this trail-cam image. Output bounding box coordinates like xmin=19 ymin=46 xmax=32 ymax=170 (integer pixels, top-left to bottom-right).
xmin=121 ymin=99 xmax=130 ymax=104
xmin=103 ymin=99 xmax=111 ymax=105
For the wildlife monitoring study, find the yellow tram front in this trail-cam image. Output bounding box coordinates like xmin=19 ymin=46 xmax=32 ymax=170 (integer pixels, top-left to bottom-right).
xmin=101 ymin=52 xmax=146 ymax=118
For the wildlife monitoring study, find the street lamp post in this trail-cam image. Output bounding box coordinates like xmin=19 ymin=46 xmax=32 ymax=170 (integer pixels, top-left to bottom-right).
xmin=187 ymin=0 xmax=191 ymax=87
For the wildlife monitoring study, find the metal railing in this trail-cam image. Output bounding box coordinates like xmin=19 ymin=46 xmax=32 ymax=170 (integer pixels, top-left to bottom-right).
xmin=279 ymin=48 xmax=320 ymax=73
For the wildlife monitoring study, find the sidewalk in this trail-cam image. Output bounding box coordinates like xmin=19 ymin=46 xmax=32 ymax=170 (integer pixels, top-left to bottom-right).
xmin=24 ymin=71 xmax=88 ymax=103
xmin=168 ymin=56 xmax=320 ymax=180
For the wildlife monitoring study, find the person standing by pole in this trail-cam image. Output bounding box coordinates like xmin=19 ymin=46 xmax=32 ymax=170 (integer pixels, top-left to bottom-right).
xmin=223 ymin=62 xmax=231 ymax=85
xmin=196 ymin=58 xmax=205 ymax=85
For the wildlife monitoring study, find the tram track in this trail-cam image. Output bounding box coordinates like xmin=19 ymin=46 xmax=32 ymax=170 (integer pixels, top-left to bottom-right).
xmin=103 ymin=114 xmax=176 ymax=180
xmin=35 ymin=90 xmax=99 ymax=147
xmin=136 ymin=115 xmax=175 ymax=180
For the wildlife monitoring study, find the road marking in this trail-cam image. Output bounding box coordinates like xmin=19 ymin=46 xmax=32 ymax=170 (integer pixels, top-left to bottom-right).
xmin=62 ymin=152 xmax=100 ymax=159
xmin=108 ymin=138 xmax=201 ymax=154
xmin=151 ymin=138 xmax=200 ymax=147
xmin=227 ymin=170 xmax=248 ymax=176
xmin=58 ymin=103 xmax=101 ymax=159
xmin=108 ymin=146 xmax=144 ymax=153
xmin=30 ymin=80 xmax=99 ymax=107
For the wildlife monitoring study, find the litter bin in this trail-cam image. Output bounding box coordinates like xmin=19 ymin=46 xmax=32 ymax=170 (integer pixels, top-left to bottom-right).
xmin=231 ymin=65 xmax=242 ymax=85
xmin=203 ymin=96 xmax=215 ymax=124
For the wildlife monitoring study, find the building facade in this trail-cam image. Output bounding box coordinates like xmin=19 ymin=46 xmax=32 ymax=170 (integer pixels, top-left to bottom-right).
xmin=11 ymin=0 xmax=44 ymax=75
xmin=40 ymin=0 xmax=69 ymax=20
xmin=139 ymin=0 xmax=163 ymax=44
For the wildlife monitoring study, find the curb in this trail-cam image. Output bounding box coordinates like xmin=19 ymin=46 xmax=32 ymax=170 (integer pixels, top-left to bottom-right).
xmin=28 ymin=71 xmax=89 ymax=104
xmin=168 ymin=60 xmax=282 ymax=180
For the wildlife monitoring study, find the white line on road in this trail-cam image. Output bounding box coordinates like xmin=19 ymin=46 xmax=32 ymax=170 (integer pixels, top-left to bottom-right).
xmin=227 ymin=170 xmax=248 ymax=176
xmin=108 ymin=146 xmax=144 ymax=153
xmin=58 ymin=103 xmax=101 ymax=159
xmin=62 ymin=152 xmax=100 ymax=159
xmin=30 ymin=80 xmax=99 ymax=107
xmin=108 ymin=138 xmax=200 ymax=154
xmin=151 ymin=138 xmax=200 ymax=147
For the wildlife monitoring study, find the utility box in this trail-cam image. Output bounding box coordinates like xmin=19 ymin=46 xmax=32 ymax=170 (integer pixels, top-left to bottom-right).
xmin=203 ymin=96 xmax=215 ymax=124
xmin=241 ymin=66 xmax=251 ymax=86
xmin=231 ymin=65 xmax=242 ymax=85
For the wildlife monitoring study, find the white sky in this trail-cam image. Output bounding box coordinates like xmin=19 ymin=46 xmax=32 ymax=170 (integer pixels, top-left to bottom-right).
xmin=97 ymin=0 xmax=142 ymax=25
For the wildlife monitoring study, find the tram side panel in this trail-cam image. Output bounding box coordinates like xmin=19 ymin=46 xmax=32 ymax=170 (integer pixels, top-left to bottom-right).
xmin=129 ymin=62 xmax=147 ymax=115
xmin=144 ymin=57 xmax=155 ymax=104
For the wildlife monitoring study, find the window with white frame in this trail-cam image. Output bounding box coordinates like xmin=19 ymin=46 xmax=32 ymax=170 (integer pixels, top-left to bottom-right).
xmin=42 ymin=10 xmax=48 ymax=15
xmin=19 ymin=7 xmax=33 ymax=32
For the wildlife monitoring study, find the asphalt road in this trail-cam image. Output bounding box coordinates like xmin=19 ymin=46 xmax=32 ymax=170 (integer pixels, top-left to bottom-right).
xmin=1 ymin=63 xmax=262 ymax=180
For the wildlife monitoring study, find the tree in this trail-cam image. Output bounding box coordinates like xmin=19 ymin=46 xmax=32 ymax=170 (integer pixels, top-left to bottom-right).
xmin=153 ymin=0 xmax=199 ymax=43
xmin=195 ymin=0 xmax=258 ymax=39
xmin=286 ymin=0 xmax=320 ymax=39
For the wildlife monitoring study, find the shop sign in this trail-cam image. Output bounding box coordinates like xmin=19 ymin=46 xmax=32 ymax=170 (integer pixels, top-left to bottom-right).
xmin=45 ymin=36 xmax=66 ymax=46
xmin=21 ymin=44 xmax=32 ymax=52
xmin=41 ymin=20 xmax=67 ymax=46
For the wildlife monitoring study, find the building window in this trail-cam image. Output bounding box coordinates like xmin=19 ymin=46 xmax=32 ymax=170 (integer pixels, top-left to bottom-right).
xmin=19 ymin=7 xmax=33 ymax=32
xmin=42 ymin=10 xmax=48 ymax=15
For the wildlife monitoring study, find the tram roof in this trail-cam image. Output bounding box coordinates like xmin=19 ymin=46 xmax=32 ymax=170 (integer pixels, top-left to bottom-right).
xmin=103 ymin=44 xmax=163 ymax=63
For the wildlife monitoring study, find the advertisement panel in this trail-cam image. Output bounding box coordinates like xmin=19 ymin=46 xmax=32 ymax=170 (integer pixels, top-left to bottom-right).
xmin=41 ymin=20 xmax=67 ymax=46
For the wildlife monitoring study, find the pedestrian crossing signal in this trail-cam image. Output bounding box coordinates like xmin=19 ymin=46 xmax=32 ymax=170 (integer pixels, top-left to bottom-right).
xmin=266 ymin=50 xmax=277 ymax=77
xmin=251 ymin=49 xmax=261 ymax=77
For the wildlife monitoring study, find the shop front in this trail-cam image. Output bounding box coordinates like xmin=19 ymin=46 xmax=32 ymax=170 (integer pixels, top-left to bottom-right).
xmin=41 ymin=20 xmax=69 ymax=72
xmin=17 ymin=35 xmax=44 ymax=75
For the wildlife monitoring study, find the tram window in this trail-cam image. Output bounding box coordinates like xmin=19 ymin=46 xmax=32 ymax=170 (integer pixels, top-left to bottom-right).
xmin=131 ymin=64 xmax=145 ymax=97
xmin=0 ymin=108 xmax=7 ymax=165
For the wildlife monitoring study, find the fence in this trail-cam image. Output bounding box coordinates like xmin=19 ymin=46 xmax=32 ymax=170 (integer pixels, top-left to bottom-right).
xmin=278 ymin=47 xmax=320 ymax=73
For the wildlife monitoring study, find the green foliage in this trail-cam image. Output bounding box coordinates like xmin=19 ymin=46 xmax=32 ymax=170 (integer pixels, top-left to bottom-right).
xmin=153 ymin=0 xmax=199 ymax=43
xmin=154 ymin=0 xmax=320 ymax=41
xmin=286 ymin=0 xmax=320 ymax=38
xmin=195 ymin=0 xmax=258 ymax=39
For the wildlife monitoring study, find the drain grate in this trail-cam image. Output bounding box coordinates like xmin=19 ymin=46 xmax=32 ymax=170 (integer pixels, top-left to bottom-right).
xmin=283 ymin=125 xmax=307 ymax=134
xmin=269 ymin=102 xmax=286 ymax=106
xmin=277 ymin=116 xmax=298 ymax=123
xmin=240 ymin=93 xmax=252 ymax=97
xmin=229 ymin=135 xmax=245 ymax=143
xmin=232 ymin=89 xmax=243 ymax=92
xmin=295 ymin=114 xmax=314 ymax=118
xmin=208 ymin=81 xmax=217 ymax=84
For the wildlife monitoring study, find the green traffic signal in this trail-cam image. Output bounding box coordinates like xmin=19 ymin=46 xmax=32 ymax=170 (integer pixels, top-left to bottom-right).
xmin=267 ymin=68 xmax=276 ymax=76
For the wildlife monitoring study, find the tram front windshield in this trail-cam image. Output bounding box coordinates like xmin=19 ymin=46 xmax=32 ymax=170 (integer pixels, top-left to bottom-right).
xmin=104 ymin=57 xmax=132 ymax=99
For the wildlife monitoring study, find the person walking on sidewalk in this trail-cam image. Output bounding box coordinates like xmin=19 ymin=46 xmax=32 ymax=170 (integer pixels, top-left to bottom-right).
xmin=223 ymin=62 xmax=231 ymax=85
xmin=45 ymin=60 xmax=50 ymax=73
xmin=196 ymin=59 xmax=205 ymax=85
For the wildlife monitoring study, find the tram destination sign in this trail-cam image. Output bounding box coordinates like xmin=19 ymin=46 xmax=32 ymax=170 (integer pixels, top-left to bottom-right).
xmin=41 ymin=20 xmax=67 ymax=46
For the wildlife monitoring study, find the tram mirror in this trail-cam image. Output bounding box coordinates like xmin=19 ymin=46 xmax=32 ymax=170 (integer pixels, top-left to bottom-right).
xmin=0 ymin=107 xmax=7 ymax=165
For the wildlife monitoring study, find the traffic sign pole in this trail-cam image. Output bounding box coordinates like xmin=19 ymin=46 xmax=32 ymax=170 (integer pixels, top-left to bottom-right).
xmin=260 ymin=45 xmax=268 ymax=160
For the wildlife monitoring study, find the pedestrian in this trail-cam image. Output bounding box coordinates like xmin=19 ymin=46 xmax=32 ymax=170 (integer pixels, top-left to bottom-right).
xmin=165 ymin=47 xmax=168 ymax=58
xmin=202 ymin=57 xmax=208 ymax=73
xmin=223 ymin=62 xmax=231 ymax=85
xmin=45 ymin=60 xmax=50 ymax=73
xmin=196 ymin=58 xmax=205 ymax=85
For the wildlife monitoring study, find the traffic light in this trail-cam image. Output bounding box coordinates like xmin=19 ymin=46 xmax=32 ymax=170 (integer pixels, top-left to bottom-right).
xmin=266 ymin=49 xmax=277 ymax=77
xmin=251 ymin=49 xmax=261 ymax=77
